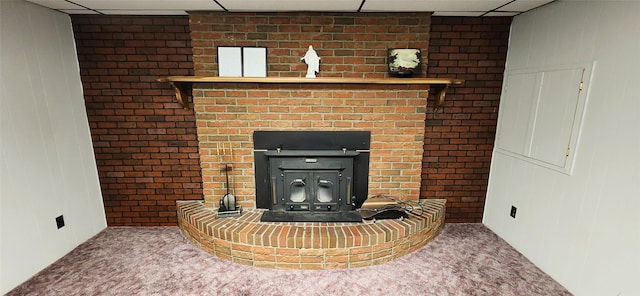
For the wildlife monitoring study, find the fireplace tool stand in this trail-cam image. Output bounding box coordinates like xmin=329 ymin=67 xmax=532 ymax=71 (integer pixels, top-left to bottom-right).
xmin=217 ymin=143 xmax=242 ymax=218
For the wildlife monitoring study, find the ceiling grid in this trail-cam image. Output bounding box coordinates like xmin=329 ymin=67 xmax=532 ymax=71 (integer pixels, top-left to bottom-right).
xmin=24 ymin=0 xmax=555 ymax=16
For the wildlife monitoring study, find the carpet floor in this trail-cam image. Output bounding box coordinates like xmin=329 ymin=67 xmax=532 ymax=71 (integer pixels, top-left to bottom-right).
xmin=6 ymin=223 xmax=571 ymax=295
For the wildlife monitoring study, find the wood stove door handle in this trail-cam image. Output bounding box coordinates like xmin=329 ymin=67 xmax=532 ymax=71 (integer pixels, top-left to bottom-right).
xmin=290 ymin=179 xmax=306 ymax=186
xmin=318 ymin=180 xmax=333 ymax=187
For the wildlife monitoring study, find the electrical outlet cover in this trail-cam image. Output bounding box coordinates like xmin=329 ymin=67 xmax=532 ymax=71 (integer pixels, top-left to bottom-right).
xmin=56 ymin=215 xmax=65 ymax=229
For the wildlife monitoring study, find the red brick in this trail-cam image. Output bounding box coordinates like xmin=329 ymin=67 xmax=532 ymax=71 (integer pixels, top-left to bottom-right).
xmin=74 ymin=13 xmax=509 ymax=226
xmin=72 ymin=15 xmax=203 ymax=226
xmin=422 ymin=16 xmax=511 ymax=223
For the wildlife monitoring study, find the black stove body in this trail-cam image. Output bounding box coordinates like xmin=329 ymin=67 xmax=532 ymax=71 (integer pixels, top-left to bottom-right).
xmin=254 ymin=131 xmax=370 ymax=221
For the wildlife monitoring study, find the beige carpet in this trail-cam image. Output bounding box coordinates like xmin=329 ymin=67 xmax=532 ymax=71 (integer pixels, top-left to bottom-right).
xmin=7 ymin=224 xmax=571 ymax=295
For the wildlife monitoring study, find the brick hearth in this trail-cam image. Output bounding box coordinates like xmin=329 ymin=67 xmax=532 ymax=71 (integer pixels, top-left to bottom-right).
xmin=177 ymin=199 xmax=445 ymax=269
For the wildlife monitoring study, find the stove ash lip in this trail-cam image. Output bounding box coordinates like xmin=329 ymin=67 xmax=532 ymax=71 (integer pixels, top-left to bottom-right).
xmin=253 ymin=131 xmax=371 ymax=212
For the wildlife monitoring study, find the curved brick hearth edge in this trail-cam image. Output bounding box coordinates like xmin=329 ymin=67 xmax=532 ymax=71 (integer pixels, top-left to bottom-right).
xmin=176 ymin=199 xmax=446 ymax=269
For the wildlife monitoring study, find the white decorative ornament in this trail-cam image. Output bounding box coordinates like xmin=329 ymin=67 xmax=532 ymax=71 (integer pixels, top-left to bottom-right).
xmin=301 ymin=45 xmax=320 ymax=78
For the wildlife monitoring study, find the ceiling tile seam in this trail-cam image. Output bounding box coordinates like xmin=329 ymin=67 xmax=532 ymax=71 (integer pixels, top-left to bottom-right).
xmin=65 ymin=0 xmax=103 ymax=15
xmin=357 ymin=0 xmax=366 ymax=12
xmin=480 ymin=0 xmax=516 ymax=16
xmin=212 ymin=0 xmax=228 ymax=12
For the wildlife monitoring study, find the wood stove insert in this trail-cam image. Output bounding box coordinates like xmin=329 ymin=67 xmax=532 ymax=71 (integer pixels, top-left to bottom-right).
xmin=254 ymin=131 xmax=370 ymax=222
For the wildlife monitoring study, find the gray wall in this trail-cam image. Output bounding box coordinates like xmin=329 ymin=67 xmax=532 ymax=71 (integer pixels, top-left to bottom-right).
xmin=1 ymin=1 xmax=107 ymax=293
xmin=484 ymin=2 xmax=640 ymax=295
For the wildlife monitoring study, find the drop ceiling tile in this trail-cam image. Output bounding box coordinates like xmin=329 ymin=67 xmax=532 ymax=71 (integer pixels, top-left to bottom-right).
xmin=360 ymin=0 xmax=511 ymax=12
xmin=499 ymin=0 xmax=555 ymax=12
xmin=432 ymin=11 xmax=485 ymax=17
xmin=484 ymin=11 xmax=521 ymax=16
xmin=60 ymin=9 xmax=100 ymax=14
xmin=96 ymin=10 xmax=189 ymax=15
xmin=71 ymin=0 xmax=224 ymax=11
xmin=217 ymin=0 xmax=362 ymax=11
xmin=26 ymin=0 xmax=87 ymax=10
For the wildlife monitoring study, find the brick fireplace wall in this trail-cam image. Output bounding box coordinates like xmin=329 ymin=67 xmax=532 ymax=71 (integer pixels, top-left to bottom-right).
xmin=72 ymin=16 xmax=203 ymax=226
xmin=71 ymin=14 xmax=510 ymax=225
xmin=190 ymin=12 xmax=430 ymax=78
xmin=189 ymin=12 xmax=431 ymax=209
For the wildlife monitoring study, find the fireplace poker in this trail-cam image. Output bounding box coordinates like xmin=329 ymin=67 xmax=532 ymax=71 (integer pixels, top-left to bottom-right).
xmin=218 ymin=143 xmax=241 ymax=217
xmin=221 ymin=143 xmax=235 ymax=211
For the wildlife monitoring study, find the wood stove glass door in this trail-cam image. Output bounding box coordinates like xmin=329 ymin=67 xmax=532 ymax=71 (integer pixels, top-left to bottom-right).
xmin=313 ymin=171 xmax=339 ymax=211
xmin=283 ymin=170 xmax=340 ymax=211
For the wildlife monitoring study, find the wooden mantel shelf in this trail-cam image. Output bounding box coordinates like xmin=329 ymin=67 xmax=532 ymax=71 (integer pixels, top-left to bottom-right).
xmin=156 ymin=76 xmax=464 ymax=110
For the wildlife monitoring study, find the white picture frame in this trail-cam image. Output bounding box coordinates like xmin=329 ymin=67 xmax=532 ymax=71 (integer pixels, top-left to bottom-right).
xmin=217 ymin=47 xmax=243 ymax=77
xmin=218 ymin=46 xmax=267 ymax=77
xmin=242 ymin=47 xmax=267 ymax=77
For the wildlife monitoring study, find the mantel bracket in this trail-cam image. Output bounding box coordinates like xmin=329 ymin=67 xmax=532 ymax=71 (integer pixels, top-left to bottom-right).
xmin=170 ymin=82 xmax=192 ymax=109
xmin=429 ymin=84 xmax=449 ymax=112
